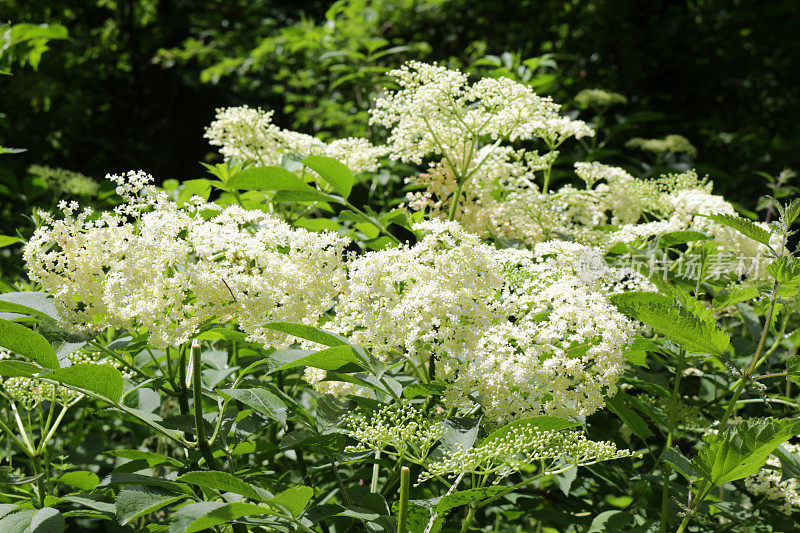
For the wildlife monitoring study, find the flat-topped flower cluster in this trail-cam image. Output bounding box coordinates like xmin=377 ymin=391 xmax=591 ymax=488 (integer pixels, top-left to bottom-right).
xmin=24 ymin=171 xmax=350 ymax=348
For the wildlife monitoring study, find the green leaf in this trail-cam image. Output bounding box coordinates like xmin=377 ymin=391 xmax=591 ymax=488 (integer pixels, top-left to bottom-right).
xmin=29 ymin=507 xmax=64 ymax=533
xmin=784 ymin=199 xmax=800 ymax=225
xmin=661 ymin=447 xmax=698 ymax=480
xmin=226 ymin=166 xmax=314 ymax=192
xmin=774 ymin=444 xmax=800 ymax=481
xmin=0 ymin=236 xmax=20 ymax=248
xmin=220 ymin=388 xmax=287 ymax=425
xmin=787 ymin=355 xmax=800 ymax=387
xmin=259 ymin=322 xmax=349 ymax=348
xmin=713 ymin=285 xmax=759 ymax=309
xmin=766 ymin=255 xmax=800 ymax=285
xmin=55 ymin=470 xmax=99 ymax=490
xmin=440 ymin=417 xmax=481 ymax=454
xmin=168 ymin=501 xmax=274 ymax=533
xmin=657 ymin=230 xmax=711 ymax=248
xmin=700 ymin=213 xmax=772 ymax=246
xmin=435 ymin=487 xmax=507 ymax=513
xmin=177 ymin=471 xmax=270 ymax=501
xmin=482 ymin=416 xmax=581 ymax=447
xmin=694 ymin=418 xmax=800 ymax=485
xmin=116 ymin=486 xmax=186 ymax=526
xmin=605 ymin=392 xmax=654 ymax=441
xmin=0 ymin=318 xmax=58 ymax=368
xmin=268 ymin=485 xmax=314 ymax=517
xmin=46 ymin=363 xmax=124 ymax=402
xmin=303 ymin=155 xmax=355 ymax=198
xmin=266 ymin=345 xmax=363 ymax=373
xmin=402 ymin=381 xmax=447 ymax=398
xmin=612 ymin=293 xmax=730 ymax=355
xmin=105 ymin=450 xmax=183 ymax=468
xmin=272 ymin=189 xmax=346 ymax=204
xmin=98 ymin=473 xmax=196 ymax=497
xmin=0 ymin=360 xmax=39 ymax=377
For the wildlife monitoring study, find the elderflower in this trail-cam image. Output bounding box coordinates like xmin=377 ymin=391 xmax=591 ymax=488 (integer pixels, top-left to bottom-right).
xmin=344 ymin=401 xmax=445 ymax=461
xmin=24 ymin=171 xmax=350 ymax=348
xmin=205 ymin=106 xmax=387 ymax=173
xmin=418 ymin=422 xmax=632 ymax=483
xmin=626 ymin=134 xmax=698 ymax=159
xmin=0 ymin=347 xmax=128 ymax=409
xmin=370 ymin=61 xmax=590 ymax=171
xmin=574 ymin=89 xmax=628 ymax=109
xmin=317 ymin=220 xmax=635 ymax=422
xmin=745 ymin=442 xmax=800 ymax=513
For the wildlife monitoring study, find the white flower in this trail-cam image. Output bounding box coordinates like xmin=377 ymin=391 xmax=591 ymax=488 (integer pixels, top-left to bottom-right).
xmin=24 ymin=171 xmax=350 ymax=348
xmin=318 ymin=220 xmax=635 ymax=422
xmin=205 ymin=106 xmax=388 ymax=174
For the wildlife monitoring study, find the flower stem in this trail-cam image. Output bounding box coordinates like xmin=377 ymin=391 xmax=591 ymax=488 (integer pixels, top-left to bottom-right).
xmin=459 ymin=503 xmax=477 ymax=533
xmin=397 ymin=466 xmax=411 ymax=533
xmin=191 ymin=340 xmax=220 ymax=470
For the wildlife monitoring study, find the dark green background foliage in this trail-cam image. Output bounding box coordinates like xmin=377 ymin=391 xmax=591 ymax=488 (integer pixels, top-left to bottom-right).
xmin=2 ymin=0 xmax=798 ymax=203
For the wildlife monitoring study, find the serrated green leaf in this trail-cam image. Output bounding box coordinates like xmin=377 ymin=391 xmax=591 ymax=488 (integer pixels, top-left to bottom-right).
xmin=402 ymin=381 xmax=447 ymax=398
xmin=116 ymin=486 xmax=186 ymax=526
xmin=0 ymin=318 xmax=58 ymax=368
xmin=767 ymin=256 xmax=800 ymax=284
xmin=268 ymin=485 xmax=314 ymax=517
xmin=657 ymin=230 xmax=711 ymax=248
xmin=695 ymin=418 xmax=800 ymax=485
xmin=29 ymin=507 xmax=64 ymax=533
xmin=0 ymin=360 xmax=39 ymax=377
xmin=106 ymin=450 xmax=183 ymax=468
xmin=272 ymin=189 xmax=345 ymax=204
xmin=482 ymin=416 xmax=580 ymax=447
xmin=661 ymin=447 xmax=697 ymax=480
xmin=225 ymin=166 xmax=314 ymax=192
xmin=169 ymin=501 xmax=274 ymax=533
xmin=612 ymin=293 xmax=729 ymax=355
xmin=177 ymin=471 xmax=270 ymax=501
xmin=265 ymin=345 xmax=363 ymax=373
xmin=774 ymin=444 xmax=800 ymax=481
xmin=435 ymin=487 xmax=507 ymax=513
xmin=701 ymin=213 xmax=772 ymax=246
xmin=220 ymin=388 xmax=287 ymax=425
xmin=303 ymin=155 xmax=355 ymax=198
xmin=56 ymin=470 xmax=99 ymax=490
xmin=46 ymin=363 xmax=124 ymax=402
xmin=713 ymin=285 xmax=759 ymax=309
xmin=605 ymin=392 xmax=654 ymax=441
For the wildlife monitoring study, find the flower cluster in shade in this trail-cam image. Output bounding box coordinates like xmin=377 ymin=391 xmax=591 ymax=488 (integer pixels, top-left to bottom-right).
xmin=310 ymin=220 xmax=644 ymax=423
xmin=205 ymin=106 xmax=388 ymax=174
xmin=23 ymin=171 xmax=350 ymax=349
xmin=0 ymin=347 xmax=129 ymax=409
xmin=745 ymin=442 xmax=800 ymax=513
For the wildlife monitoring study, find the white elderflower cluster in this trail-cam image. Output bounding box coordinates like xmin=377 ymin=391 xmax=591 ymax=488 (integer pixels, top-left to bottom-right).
xmin=24 ymin=172 xmax=350 ymax=348
xmin=419 ymin=422 xmax=632 ymax=483
xmin=205 ymin=106 xmax=387 ymax=173
xmin=319 ymin=220 xmax=635 ymax=422
xmin=344 ymin=401 xmax=445 ymax=460
xmin=0 ymin=347 xmax=128 ymax=409
xmin=745 ymin=443 xmax=800 ymax=513
xmin=370 ymin=61 xmax=591 ymax=171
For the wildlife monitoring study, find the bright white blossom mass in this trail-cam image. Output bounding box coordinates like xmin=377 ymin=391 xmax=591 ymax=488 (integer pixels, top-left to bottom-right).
xmin=315 ymin=220 xmax=639 ymax=422
xmin=205 ymin=106 xmax=388 ymax=174
xmin=24 ymin=171 xmax=350 ymax=348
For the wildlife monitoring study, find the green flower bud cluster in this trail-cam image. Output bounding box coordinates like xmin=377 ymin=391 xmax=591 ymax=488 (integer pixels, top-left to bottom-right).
xmin=419 ymin=422 xmax=633 ymax=483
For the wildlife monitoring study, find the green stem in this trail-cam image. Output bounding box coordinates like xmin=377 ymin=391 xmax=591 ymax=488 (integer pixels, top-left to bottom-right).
xmin=660 ymin=348 xmax=686 ymax=532
xmin=191 ymin=340 xmax=220 ymax=470
xmin=448 ymin=180 xmax=465 ymax=221
xmin=397 ymin=466 xmax=410 ymax=533
xmin=459 ymin=503 xmax=477 ymax=533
